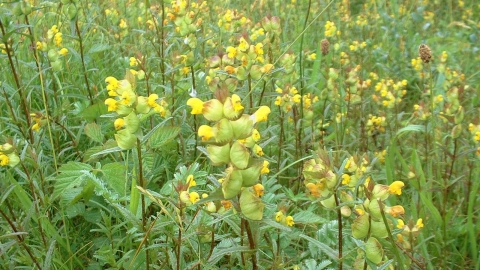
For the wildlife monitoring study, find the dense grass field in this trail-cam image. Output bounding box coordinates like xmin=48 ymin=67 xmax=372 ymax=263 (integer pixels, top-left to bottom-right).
xmin=1 ymin=0 xmax=479 ymax=269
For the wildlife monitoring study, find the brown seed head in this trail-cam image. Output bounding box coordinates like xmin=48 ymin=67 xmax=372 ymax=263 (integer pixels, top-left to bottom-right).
xmin=419 ymin=44 xmax=432 ymax=63
xmin=321 ymin=39 xmax=330 ymax=56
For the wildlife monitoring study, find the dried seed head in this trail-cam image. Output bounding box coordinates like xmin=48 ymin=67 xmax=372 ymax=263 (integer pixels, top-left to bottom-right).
xmin=321 ymin=39 xmax=330 ymax=56
xmin=418 ymin=44 xmax=432 ymax=63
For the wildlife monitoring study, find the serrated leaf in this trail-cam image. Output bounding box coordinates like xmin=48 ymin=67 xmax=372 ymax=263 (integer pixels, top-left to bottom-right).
xmin=102 ymin=162 xmax=126 ymax=196
xmin=149 ymin=126 xmax=180 ymax=148
xmin=299 ymin=234 xmax=338 ymax=261
xmin=53 ymin=162 xmax=94 ymax=206
xmin=84 ymin=122 xmax=104 ymax=143
xmin=81 ymin=102 xmax=107 ymax=122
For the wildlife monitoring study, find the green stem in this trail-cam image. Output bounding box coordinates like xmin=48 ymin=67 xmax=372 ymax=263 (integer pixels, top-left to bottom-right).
xmin=378 ymin=198 xmax=405 ymax=270
xmin=75 ymin=20 xmax=94 ymax=105
xmin=136 ymin=139 xmax=149 ymax=270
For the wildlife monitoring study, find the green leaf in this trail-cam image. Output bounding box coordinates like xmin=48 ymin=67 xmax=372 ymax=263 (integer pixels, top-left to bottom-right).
xmin=87 ymin=43 xmax=111 ymax=54
xmin=84 ymin=122 xmax=104 ymax=143
xmin=208 ymin=246 xmax=254 ymax=264
xmin=102 ymin=162 xmax=127 ymax=196
xmin=52 ymin=162 xmax=94 ymax=206
xmin=299 ymin=234 xmax=338 ymax=261
xmin=81 ymin=102 xmax=108 ymax=122
xmin=149 ymin=126 xmax=180 ymax=148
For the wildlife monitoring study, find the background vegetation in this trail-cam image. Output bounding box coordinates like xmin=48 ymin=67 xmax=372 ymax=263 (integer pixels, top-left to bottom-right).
xmin=0 ymin=0 xmax=479 ymax=269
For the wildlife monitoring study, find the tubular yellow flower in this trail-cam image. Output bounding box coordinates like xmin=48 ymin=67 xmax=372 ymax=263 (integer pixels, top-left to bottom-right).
xmin=105 ymin=76 xmax=120 ymax=96
xmin=253 ymin=144 xmax=264 ymax=156
xmin=129 ymin=57 xmax=138 ymax=67
xmin=252 ymin=106 xmax=271 ymax=123
xmin=389 ymin=181 xmax=405 ymax=195
xmin=275 ymin=211 xmax=284 ymax=222
xmin=416 ymin=218 xmax=424 ymax=228
xmin=253 ymin=183 xmax=265 ymax=197
xmin=59 ymin=48 xmax=68 ymax=56
xmin=187 ymin=174 xmax=196 ymax=187
xmin=286 ymin=216 xmax=295 ymax=227
xmin=147 ymin=94 xmax=159 ymax=108
xmin=397 ymin=219 xmax=405 ymax=229
xmin=54 ymin=32 xmax=62 ymax=47
xmin=341 ymin=174 xmax=351 ymax=185
xmin=198 ymin=125 xmax=214 ymax=141
xmin=105 ymin=98 xmax=118 ymax=112
xmin=36 ymin=41 xmax=43 ymax=50
xmin=226 ymin=46 xmax=237 ymax=58
xmin=32 ymin=123 xmax=41 ymax=132
xmin=114 ymin=118 xmax=125 ymax=130
xmin=189 ymin=192 xmax=200 ymax=204
xmin=387 ymin=205 xmax=405 ymax=217
xmin=187 ymin=98 xmax=204 ymax=114
xmin=231 ymin=94 xmax=244 ymax=112
xmin=0 ymin=154 xmax=9 ymax=166
xmin=251 ymin=129 xmax=260 ymax=141
xmin=261 ymin=160 xmax=269 ymax=174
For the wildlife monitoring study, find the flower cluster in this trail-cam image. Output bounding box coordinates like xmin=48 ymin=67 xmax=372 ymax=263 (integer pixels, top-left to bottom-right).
xmin=396 ymin=218 xmax=424 ymax=250
xmin=104 ymin=72 xmax=168 ymax=149
xmin=275 ymin=210 xmax=294 ymax=227
xmin=371 ymin=79 xmax=408 ymax=109
xmin=187 ymin=92 xmax=270 ymax=220
xmin=366 ymin=114 xmax=386 ymax=136
xmin=36 ymin=25 xmax=69 ymax=71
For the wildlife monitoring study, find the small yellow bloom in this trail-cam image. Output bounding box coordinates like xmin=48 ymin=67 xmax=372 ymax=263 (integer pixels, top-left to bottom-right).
xmin=286 ymin=216 xmax=295 ymax=226
xmin=224 ymin=65 xmax=236 ymax=74
xmin=388 ymin=205 xmax=405 ymax=217
xmin=114 ymin=118 xmax=125 ymax=130
xmin=341 ymin=174 xmax=351 ymax=185
xmin=187 ymin=174 xmax=196 ymax=187
xmin=226 ymin=46 xmax=237 ymax=58
xmin=252 ymin=106 xmax=271 ymax=123
xmin=221 ymin=200 xmax=232 ymax=209
xmin=0 ymin=154 xmax=9 ymax=166
xmin=59 ymin=48 xmax=68 ymax=56
xmin=36 ymin=41 xmax=43 ymax=50
xmin=231 ymin=94 xmax=244 ymax=112
xmin=308 ymin=53 xmax=316 ymax=60
xmin=187 ymin=98 xmax=204 ymax=114
xmin=253 ymin=183 xmax=264 ymax=197
xmin=198 ymin=125 xmax=214 ymax=141
xmin=275 ymin=211 xmax=284 ymax=222
xmin=253 ymin=144 xmax=264 ymax=156
xmin=105 ymin=76 xmax=120 ymax=96
xmin=261 ymin=64 xmax=274 ymax=74
xmin=120 ymin=90 xmax=136 ymax=106
xmin=261 ymin=160 xmax=269 ymax=174
xmin=292 ymin=94 xmax=301 ymax=103
xmin=54 ymin=32 xmax=62 ymax=47
xmin=416 ymin=218 xmax=424 ymax=228
xmin=119 ymin=19 xmax=127 ymax=29
xmin=105 ymin=98 xmax=118 ymax=112
xmin=389 ymin=181 xmax=405 ymax=195
xmin=147 ymin=94 xmax=159 ymax=108
xmin=251 ymin=129 xmax=260 ymax=141
xmin=32 ymin=123 xmax=41 ymax=132
xmin=189 ymin=191 xmax=200 ymax=204
xmin=397 ymin=219 xmax=405 ymax=229
xmin=129 ymin=57 xmax=138 ymax=67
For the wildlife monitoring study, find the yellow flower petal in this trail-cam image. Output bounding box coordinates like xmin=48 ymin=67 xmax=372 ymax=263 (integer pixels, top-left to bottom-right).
xmin=187 ymin=98 xmax=204 ymax=114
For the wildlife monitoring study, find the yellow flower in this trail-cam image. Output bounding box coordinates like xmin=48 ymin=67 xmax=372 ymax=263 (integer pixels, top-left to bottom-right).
xmin=0 ymin=154 xmax=9 ymax=166
xmin=198 ymin=125 xmax=214 ymax=141
xmin=105 ymin=76 xmax=120 ymax=96
xmin=224 ymin=65 xmax=236 ymax=74
xmin=147 ymin=94 xmax=159 ymax=108
xmin=308 ymin=53 xmax=316 ymax=60
xmin=286 ymin=216 xmax=295 ymax=227
xmin=54 ymin=32 xmax=62 ymax=47
xmin=275 ymin=211 xmax=284 ymax=222
xmin=253 ymin=183 xmax=264 ymax=197
xmin=397 ymin=219 xmax=405 ymax=229
xmin=189 ymin=191 xmax=200 ymax=204
xmin=254 ymin=43 xmax=264 ymax=55
xmin=105 ymin=98 xmax=118 ymax=112
xmin=261 ymin=160 xmax=269 ymax=174
xmin=36 ymin=41 xmax=43 ymax=50
xmin=252 ymin=106 xmax=271 ymax=123
xmin=32 ymin=123 xmax=41 ymax=132
xmin=292 ymin=94 xmax=301 ymax=103
xmin=221 ymin=200 xmax=232 ymax=209
xmin=416 ymin=218 xmax=424 ymax=228
xmin=226 ymin=46 xmax=237 ymax=58
xmin=119 ymin=19 xmax=127 ymax=28
xmin=341 ymin=174 xmax=351 ymax=185
xmin=187 ymin=98 xmax=204 ymax=114
xmin=120 ymin=90 xmax=136 ymax=106
xmin=231 ymin=94 xmax=244 ymax=112
xmin=114 ymin=118 xmax=125 ymax=130
xmin=129 ymin=57 xmax=138 ymax=67
xmin=253 ymin=144 xmax=264 ymax=156
xmin=59 ymin=48 xmax=68 ymax=56
xmin=252 ymin=129 xmax=260 ymax=141
xmin=187 ymin=174 xmax=196 ymax=187
xmin=261 ymin=64 xmax=274 ymax=74
xmin=389 ymin=181 xmax=405 ymax=195
xmin=387 ymin=205 xmax=405 ymax=217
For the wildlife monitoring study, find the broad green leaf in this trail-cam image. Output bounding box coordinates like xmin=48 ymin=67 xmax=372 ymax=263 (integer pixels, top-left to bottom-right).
xmin=52 ymin=162 xmax=94 ymax=206
xmin=149 ymin=126 xmax=180 ymax=148
xmin=102 ymin=162 xmax=127 ymax=196
xmin=84 ymin=122 xmax=104 ymax=143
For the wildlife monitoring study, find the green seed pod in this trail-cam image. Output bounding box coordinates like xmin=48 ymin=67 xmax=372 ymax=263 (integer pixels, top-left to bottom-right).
xmin=222 ymin=167 xmax=243 ymax=199
xmin=124 ymin=112 xmax=139 ymax=134
xmin=207 ymin=144 xmax=231 ymax=165
xmin=13 ymin=3 xmax=24 ymax=16
xmin=20 ymin=0 xmax=32 ymax=15
xmin=451 ymin=124 xmax=462 ymax=139
xmin=51 ymin=59 xmax=62 ymax=72
xmin=47 ymin=49 xmax=59 ymax=62
xmin=67 ymin=4 xmax=78 ymax=20
xmin=365 ymin=237 xmax=383 ymax=264
xmin=115 ymin=129 xmax=137 ymax=150
xmin=240 ymin=188 xmax=264 ymax=220
xmin=230 ymin=141 xmax=249 ymax=169
xmin=351 ymin=214 xmax=370 ymax=239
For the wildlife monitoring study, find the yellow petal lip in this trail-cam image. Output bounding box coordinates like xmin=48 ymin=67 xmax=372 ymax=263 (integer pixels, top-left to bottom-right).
xmin=389 ymin=181 xmax=405 ymax=195
xmin=253 ymin=106 xmax=271 ymax=123
xmin=187 ymin=98 xmax=204 ymax=114
xmin=198 ymin=125 xmax=214 ymax=141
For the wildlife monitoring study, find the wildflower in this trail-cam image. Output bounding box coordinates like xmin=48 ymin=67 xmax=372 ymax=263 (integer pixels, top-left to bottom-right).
xmin=120 ymin=90 xmax=136 ymax=106
xmin=114 ymin=118 xmax=125 ymax=130
xmin=286 ymin=216 xmax=295 ymax=226
xmin=253 ymin=144 xmax=264 ymax=156
xmin=147 ymin=94 xmax=159 ymax=108
xmin=36 ymin=41 xmax=43 ymax=50
xmin=198 ymin=125 xmax=214 ymax=141
xmin=59 ymin=48 xmax=68 ymax=56
xmin=341 ymin=174 xmax=351 ymax=185
xmin=389 ymin=181 xmax=405 ymax=195
xmin=261 ymin=64 xmax=274 ymax=74
xmin=224 ymin=65 xmax=236 ymax=74
xmin=187 ymin=174 xmax=196 ymax=187
xmin=252 ymin=106 xmax=271 ymax=123
xmin=254 ymin=43 xmax=264 ymax=55
xmin=261 ymin=160 xmax=269 ymax=174
xmin=187 ymin=98 xmax=204 ymax=114
xmin=307 ymin=53 xmax=316 ymax=60
xmin=387 ymin=205 xmax=405 ymax=217
xmin=105 ymin=77 xmax=120 ymax=96
xmin=251 ymin=129 xmax=260 ymax=141
xmin=129 ymin=57 xmax=138 ymax=67
xmin=397 ymin=219 xmax=405 ymax=229
xmin=275 ymin=211 xmax=284 ymax=222
xmin=231 ymin=94 xmax=244 ymax=112
xmin=0 ymin=154 xmax=9 ymax=166
xmin=105 ymin=98 xmax=118 ymax=112
xmin=54 ymin=32 xmax=62 ymax=47
xmin=119 ymin=19 xmax=127 ymax=29
xmin=253 ymin=183 xmax=265 ymax=197
xmin=189 ymin=191 xmax=200 ymax=204
xmin=221 ymin=200 xmax=232 ymax=210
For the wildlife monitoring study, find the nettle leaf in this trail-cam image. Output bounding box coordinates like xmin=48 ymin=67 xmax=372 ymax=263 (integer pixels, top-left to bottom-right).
xmin=149 ymin=126 xmax=180 ymax=148
xmin=102 ymin=162 xmax=127 ymax=196
xmin=52 ymin=162 xmax=94 ymax=206
xmin=84 ymin=122 xmax=104 ymax=143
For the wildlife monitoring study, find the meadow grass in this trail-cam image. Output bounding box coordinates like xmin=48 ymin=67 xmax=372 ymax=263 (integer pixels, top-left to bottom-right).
xmin=0 ymin=0 xmax=479 ymax=269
